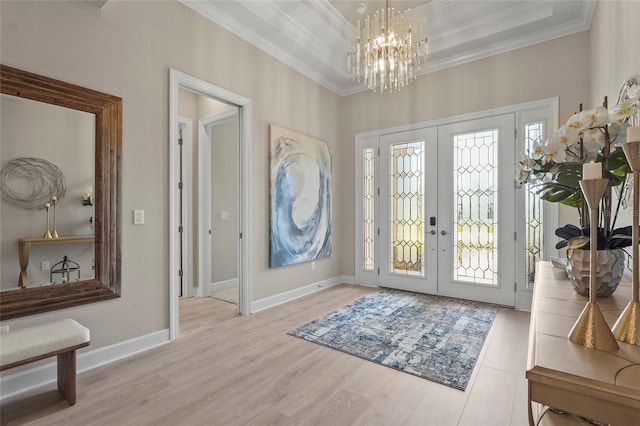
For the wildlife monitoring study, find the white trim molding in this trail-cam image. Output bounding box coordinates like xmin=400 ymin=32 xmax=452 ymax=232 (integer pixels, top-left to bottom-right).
xmin=179 ymin=1 xmax=594 ymax=97
xmin=208 ymin=278 xmax=239 ymax=296
xmin=169 ymin=68 xmax=252 ymax=342
xmin=0 ymin=329 xmax=170 ymax=401
xmin=251 ymin=275 xmax=356 ymax=313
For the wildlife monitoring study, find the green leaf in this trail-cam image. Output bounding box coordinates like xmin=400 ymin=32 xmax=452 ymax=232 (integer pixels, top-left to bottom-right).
xmin=534 ymin=182 xmax=582 ymax=207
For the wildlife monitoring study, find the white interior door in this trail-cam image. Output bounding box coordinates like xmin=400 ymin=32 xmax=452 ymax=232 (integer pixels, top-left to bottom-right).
xmin=379 ymin=128 xmax=438 ymax=294
xmin=437 ymin=114 xmax=516 ymax=306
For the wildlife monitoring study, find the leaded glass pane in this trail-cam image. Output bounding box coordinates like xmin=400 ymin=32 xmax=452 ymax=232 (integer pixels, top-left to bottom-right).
xmin=390 ymin=141 xmax=424 ymax=276
xmin=453 ymin=130 xmax=498 ymax=285
xmin=525 ymin=122 xmax=545 ymax=288
xmin=363 ymin=147 xmax=375 ymax=271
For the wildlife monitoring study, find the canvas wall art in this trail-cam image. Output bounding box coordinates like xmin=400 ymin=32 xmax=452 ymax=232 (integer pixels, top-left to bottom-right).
xmin=269 ymin=125 xmax=332 ymax=268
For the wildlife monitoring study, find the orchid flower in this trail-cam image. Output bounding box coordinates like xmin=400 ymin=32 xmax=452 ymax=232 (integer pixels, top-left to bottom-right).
xmin=609 ymin=96 xmax=640 ymax=123
xmin=566 ymin=111 xmax=588 ymax=131
xmin=542 ymin=142 xmax=567 ymax=163
xmin=587 ymin=106 xmax=609 ymax=128
xmin=550 ymin=126 xmax=579 ymax=148
xmin=515 ymin=82 xmax=640 ymax=244
xmin=530 ymin=140 xmax=545 ymax=160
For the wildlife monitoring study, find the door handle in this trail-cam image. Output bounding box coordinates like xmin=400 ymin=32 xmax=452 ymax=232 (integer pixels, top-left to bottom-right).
xmin=429 ymin=230 xmax=436 ymax=235
xmin=441 ymin=230 xmax=451 ymax=236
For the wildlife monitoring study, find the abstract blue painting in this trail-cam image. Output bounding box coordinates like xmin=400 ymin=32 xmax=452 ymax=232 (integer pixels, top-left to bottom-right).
xmin=269 ymin=125 xmax=331 ymax=268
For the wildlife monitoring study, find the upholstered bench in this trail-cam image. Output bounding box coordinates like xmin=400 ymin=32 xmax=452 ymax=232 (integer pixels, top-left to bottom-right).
xmin=0 ymin=319 xmax=90 ymax=405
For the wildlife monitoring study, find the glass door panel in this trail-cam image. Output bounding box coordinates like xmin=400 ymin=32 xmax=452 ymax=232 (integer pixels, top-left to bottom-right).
xmin=390 ymin=141 xmax=424 ymax=276
xmin=356 ymin=135 xmax=380 ymax=286
xmin=453 ymin=129 xmax=499 ymax=285
xmin=438 ymin=115 xmax=516 ymax=306
xmin=524 ymin=121 xmax=545 ymax=287
xmin=380 ymin=128 xmax=438 ymax=294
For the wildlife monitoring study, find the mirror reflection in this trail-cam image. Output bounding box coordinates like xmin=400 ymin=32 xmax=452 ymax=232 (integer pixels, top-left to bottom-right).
xmin=1 ymin=94 xmax=95 ymax=292
xmin=0 ymin=64 xmax=121 ymax=320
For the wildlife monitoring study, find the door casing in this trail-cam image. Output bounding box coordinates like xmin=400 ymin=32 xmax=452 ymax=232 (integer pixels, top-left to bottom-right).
xmin=169 ymin=69 xmax=252 ymax=340
xmin=354 ymin=98 xmax=558 ymax=310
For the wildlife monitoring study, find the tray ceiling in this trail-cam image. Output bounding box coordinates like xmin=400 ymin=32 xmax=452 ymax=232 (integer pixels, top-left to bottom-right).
xmin=179 ymin=0 xmax=595 ymax=96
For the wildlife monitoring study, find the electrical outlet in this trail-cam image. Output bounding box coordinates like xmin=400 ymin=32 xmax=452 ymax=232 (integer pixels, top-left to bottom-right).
xmin=41 ymin=261 xmax=50 ymax=271
xmin=0 ymin=325 xmax=9 ymax=334
xmin=133 ymin=209 xmax=145 ymax=225
xmin=311 ymin=261 xmax=316 ymax=271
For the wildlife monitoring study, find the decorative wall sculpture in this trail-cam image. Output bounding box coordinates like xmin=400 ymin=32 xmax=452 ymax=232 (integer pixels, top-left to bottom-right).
xmin=0 ymin=157 xmax=66 ymax=210
xmin=269 ymin=125 xmax=331 ymax=268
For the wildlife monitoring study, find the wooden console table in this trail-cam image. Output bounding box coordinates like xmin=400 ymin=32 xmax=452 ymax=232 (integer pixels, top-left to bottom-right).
xmin=18 ymin=235 xmax=94 ymax=288
xmin=526 ymin=261 xmax=640 ymax=425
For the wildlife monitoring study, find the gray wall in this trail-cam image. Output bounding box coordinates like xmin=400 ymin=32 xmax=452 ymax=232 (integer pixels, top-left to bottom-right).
xmin=0 ymin=0 xmax=342 ymax=351
xmin=1 ymin=0 xmax=639 ymax=360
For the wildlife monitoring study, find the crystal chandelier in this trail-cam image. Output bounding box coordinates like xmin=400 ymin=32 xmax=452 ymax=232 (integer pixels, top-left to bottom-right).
xmin=347 ymin=1 xmax=428 ymax=93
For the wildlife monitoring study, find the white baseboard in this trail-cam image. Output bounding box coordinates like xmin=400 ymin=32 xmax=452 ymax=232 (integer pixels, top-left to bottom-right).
xmin=208 ymin=278 xmax=238 ymax=296
xmin=356 ymin=282 xmax=378 ymax=288
xmin=251 ymin=275 xmax=356 ymax=313
xmin=340 ymin=274 xmax=356 ymax=285
xmin=1 ymin=275 xmax=360 ymax=399
xmin=0 ymin=328 xmax=170 ymax=401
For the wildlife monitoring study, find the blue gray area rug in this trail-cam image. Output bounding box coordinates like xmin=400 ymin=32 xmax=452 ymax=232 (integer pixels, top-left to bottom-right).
xmin=288 ymin=290 xmax=497 ymax=391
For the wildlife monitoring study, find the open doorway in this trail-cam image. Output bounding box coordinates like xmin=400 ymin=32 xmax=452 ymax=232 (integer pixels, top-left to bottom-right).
xmin=199 ymin=108 xmax=239 ymax=305
xmin=169 ymin=69 xmax=252 ymax=340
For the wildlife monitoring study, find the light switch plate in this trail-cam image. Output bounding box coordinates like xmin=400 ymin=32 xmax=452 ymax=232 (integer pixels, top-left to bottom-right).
xmin=134 ymin=209 xmax=145 ymax=225
xmin=219 ymin=211 xmax=229 ymax=221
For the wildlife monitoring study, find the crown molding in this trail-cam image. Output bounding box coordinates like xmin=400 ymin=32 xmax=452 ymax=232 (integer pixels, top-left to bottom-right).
xmin=179 ymin=0 xmax=596 ymax=97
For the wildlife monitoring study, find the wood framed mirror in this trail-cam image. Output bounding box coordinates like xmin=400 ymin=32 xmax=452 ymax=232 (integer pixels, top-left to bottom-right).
xmin=0 ymin=64 xmax=121 ymax=319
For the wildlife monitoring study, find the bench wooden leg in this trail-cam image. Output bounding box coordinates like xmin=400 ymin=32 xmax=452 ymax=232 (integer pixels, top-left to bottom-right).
xmin=57 ymin=350 xmax=76 ymax=405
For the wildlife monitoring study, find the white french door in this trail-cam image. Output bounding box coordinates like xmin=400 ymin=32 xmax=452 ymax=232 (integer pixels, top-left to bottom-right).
xmin=379 ymin=128 xmax=438 ymax=294
xmin=437 ymin=114 xmax=516 ymax=306
xmin=358 ymin=114 xmax=516 ymax=307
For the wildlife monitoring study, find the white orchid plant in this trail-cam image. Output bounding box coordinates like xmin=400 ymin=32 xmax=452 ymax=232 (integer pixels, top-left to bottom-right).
xmin=516 ymin=82 xmax=640 ymax=250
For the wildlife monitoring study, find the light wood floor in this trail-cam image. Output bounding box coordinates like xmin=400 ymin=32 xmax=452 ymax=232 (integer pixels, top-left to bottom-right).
xmin=1 ymin=284 xmax=531 ymax=425
xmin=209 ymin=286 xmax=239 ymax=305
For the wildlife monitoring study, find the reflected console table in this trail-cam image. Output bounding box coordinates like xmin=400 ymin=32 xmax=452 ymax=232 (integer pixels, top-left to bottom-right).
xmin=18 ymin=235 xmax=94 ymax=288
xmin=526 ymin=261 xmax=640 ymax=425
